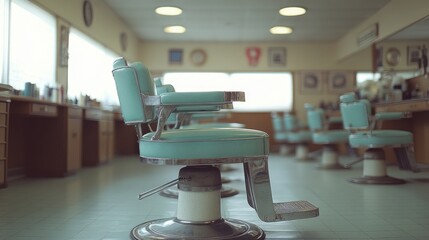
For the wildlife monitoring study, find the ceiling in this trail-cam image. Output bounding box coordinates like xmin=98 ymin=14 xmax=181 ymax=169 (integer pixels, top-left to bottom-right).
xmin=103 ymin=0 xmax=392 ymax=43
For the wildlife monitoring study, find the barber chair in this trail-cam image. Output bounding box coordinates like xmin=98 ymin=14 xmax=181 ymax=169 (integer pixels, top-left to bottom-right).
xmin=113 ymin=58 xmax=319 ymax=239
xmin=339 ymin=92 xmax=416 ymax=184
xmin=154 ymin=78 xmax=243 ymax=198
xmin=305 ymin=104 xmax=349 ymax=169
xmin=283 ymin=113 xmax=313 ymax=161
xmin=271 ymin=112 xmax=294 ymax=155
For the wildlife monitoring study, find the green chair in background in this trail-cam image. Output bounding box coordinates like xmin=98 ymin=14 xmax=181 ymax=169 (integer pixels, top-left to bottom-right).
xmin=305 ymin=104 xmax=349 ymax=169
xmin=113 ymin=58 xmax=319 ymax=239
xmin=283 ymin=113 xmax=313 ymax=161
xmin=339 ymin=92 xmax=416 ymax=184
xmin=271 ymin=112 xmax=294 ymax=155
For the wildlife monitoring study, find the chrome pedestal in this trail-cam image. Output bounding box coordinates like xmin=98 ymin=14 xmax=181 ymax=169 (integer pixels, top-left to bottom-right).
xmin=130 ymin=218 xmax=265 ymax=240
xmin=159 ymin=186 xmax=239 ymax=198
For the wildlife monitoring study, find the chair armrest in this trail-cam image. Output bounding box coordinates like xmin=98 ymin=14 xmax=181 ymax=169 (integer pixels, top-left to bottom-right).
xmin=150 ymin=91 xmax=245 ymax=140
xmin=159 ymin=91 xmax=245 ymax=105
xmin=375 ymin=112 xmax=412 ymax=121
xmin=369 ymin=111 xmax=412 ymax=133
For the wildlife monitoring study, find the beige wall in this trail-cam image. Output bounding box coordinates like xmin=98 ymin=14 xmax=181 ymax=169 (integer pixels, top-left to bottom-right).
xmin=27 ymin=0 xmax=427 ymax=122
xmin=31 ymin=0 xmax=141 ymax=61
xmin=141 ymin=41 xmax=373 ymax=121
xmin=336 ymin=0 xmax=429 ymax=60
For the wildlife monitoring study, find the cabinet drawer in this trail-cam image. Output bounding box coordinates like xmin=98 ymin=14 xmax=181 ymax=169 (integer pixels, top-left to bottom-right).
xmin=85 ymin=109 xmax=102 ymax=120
xmin=0 ymin=114 xmax=7 ymax=126
xmin=0 ymin=102 xmax=7 ymax=113
xmin=30 ymin=103 xmax=57 ymax=116
xmin=0 ymin=143 xmax=5 ymax=158
xmin=0 ymin=127 xmax=5 ymax=142
xmin=68 ymin=107 xmax=83 ymax=118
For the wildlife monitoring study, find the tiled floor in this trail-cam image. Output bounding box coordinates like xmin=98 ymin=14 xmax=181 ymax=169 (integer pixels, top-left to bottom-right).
xmin=1 ymin=153 xmax=429 ymax=239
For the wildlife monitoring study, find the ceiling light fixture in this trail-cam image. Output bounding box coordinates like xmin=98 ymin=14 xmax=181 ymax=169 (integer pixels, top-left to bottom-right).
xmin=155 ymin=6 xmax=183 ymax=16
xmin=164 ymin=25 xmax=186 ymax=34
xmin=279 ymin=7 xmax=306 ymax=16
xmin=270 ymin=26 xmax=293 ymax=34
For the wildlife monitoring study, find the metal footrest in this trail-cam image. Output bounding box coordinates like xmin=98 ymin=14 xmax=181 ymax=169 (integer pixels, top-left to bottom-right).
xmin=273 ymin=201 xmax=319 ymax=220
xmin=394 ymin=147 xmax=429 ymax=172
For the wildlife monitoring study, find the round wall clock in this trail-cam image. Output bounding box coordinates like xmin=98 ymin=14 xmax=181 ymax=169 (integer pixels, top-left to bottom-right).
xmin=83 ymin=0 xmax=93 ymax=27
xmin=120 ymin=32 xmax=127 ymax=51
xmin=385 ymin=47 xmax=401 ymax=66
xmin=190 ymin=49 xmax=207 ymax=66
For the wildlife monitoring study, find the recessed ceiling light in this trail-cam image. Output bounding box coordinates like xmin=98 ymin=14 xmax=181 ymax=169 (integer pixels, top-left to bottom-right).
xmin=164 ymin=25 xmax=186 ymax=34
xmin=155 ymin=6 xmax=183 ymax=16
xmin=270 ymin=26 xmax=293 ymax=34
xmin=279 ymin=7 xmax=306 ymax=16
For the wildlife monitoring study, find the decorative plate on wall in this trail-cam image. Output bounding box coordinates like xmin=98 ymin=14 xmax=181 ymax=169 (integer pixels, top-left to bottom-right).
xmin=385 ymin=47 xmax=401 ymax=66
xmin=190 ymin=49 xmax=207 ymax=66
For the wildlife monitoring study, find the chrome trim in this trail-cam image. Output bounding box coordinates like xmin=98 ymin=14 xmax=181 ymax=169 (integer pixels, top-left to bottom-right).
xmin=138 ymin=178 xmax=179 ymax=200
xmin=151 ymin=105 xmax=176 ymax=140
xmin=140 ymin=155 xmax=267 ymax=166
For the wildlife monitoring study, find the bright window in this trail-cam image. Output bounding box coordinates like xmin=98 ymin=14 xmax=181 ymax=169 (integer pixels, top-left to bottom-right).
xmin=68 ymin=28 xmax=119 ymax=106
xmin=8 ymin=0 xmax=56 ymax=90
xmin=163 ymin=72 xmax=293 ymax=112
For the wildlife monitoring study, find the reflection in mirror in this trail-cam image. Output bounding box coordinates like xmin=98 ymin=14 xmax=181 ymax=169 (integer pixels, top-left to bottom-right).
xmin=359 ymin=16 xmax=429 ymax=103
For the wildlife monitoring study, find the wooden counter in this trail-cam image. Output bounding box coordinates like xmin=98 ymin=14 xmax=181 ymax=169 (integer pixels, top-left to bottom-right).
xmin=375 ymin=98 xmax=429 ymax=164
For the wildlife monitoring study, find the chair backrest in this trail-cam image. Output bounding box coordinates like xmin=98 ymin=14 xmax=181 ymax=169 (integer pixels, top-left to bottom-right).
xmin=271 ymin=112 xmax=285 ymax=132
xmin=339 ymin=92 xmax=371 ymax=130
xmin=283 ymin=113 xmax=299 ymax=131
xmin=306 ymin=108 xmax=325 ymax=131
xmin=112 ymin=58 xmax=156 ymax=124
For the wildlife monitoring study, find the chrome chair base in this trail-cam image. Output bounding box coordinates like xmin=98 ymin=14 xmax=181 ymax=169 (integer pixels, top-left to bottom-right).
xmin=348 ymin=175 xmax=406 ymax=185
xmin=159 ymin=186 xmax=239 ymax=198
xmin=130 ymin=217 xmax=265 ymax=240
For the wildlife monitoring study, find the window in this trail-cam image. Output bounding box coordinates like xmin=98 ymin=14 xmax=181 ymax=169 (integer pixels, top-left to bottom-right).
xmin=163 ymin=72 xmax=293 ymax=112
xmin=8 ymin=0 xmax=56 ymax=90
xmin=68 ymin=28 xmax=119 ymax=106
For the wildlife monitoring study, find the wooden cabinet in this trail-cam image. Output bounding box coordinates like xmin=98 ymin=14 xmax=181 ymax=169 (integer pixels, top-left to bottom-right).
xmin=83 ymin=109 xmax=115 ymax=166
xmin=8 ymin=98 xmax=83 ymax=178
xmin=0 ymin=98 xmax=10 ymax=188
xmin=66 ymin=107 xmax=83 ymax=172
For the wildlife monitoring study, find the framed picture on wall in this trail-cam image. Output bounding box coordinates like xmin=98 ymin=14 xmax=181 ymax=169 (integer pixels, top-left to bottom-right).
xmin=298 ymin=71 xmax=323 ymax=94
xmin=268 ymin=47 xmax=286 ymax=67
xmin=168 ymin=48 xmax=183 ymax=65
xmin=327 ymin=71 xmax=355 ymax=93
xmin=407 ymin=45 xmax=421 ymax=65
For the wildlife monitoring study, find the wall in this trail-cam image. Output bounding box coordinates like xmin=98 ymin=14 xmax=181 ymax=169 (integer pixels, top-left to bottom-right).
xmin=141 ymin=41 xmax=373 ymax=121
xmin=31 ymin=0 xmax=141 ymax=60
xmin=336 ymin=0 xmax=429 ymax=60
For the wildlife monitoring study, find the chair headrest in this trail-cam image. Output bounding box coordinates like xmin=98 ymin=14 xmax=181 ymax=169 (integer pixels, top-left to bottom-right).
xmin=304 ymin=103 xmax=314 ymax=110
xmin=113 ymin=57 xmax=128 ymax=69
xmin=339 ymin=92 xmax=357 ymax=103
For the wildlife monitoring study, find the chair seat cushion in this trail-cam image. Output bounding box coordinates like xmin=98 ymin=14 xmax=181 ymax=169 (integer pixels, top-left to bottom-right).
xmin=182 ymin=123 xmax=245 ymax=129
xmin=140 ymin=128 xmax=269 ymax=160
xmin=286 ymin=131 xmax=312 ymax=143
xmin=349 ymin=130 xmax=413 ymax=148
xmin=274 ymin=132 xmax=288 ymax=142
xmin=312 ymin=130 xmax=349 ymax=144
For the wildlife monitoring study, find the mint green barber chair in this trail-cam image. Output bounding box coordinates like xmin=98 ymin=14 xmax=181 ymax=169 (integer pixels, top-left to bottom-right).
xmin=305 ymin=104 xmax=349 ymax=169
xmin=154 ymin=78 xmax=241 ymax=198
xmin=339 ymin=92 xmax=415 ymax=184
xmin=113 ymin=58 xmax=319 ymax=240
xmin=271 ymin=112 xmax=294 ymax=155
xmin=283 ymin=113 xmax=313 ymax=161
